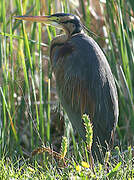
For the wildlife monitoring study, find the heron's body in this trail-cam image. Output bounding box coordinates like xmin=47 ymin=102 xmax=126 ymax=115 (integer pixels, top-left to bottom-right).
xmin=15 ymin=13 xmax=118 ymax=161
xmin=50 ymin=32 xmax=118 ymax=160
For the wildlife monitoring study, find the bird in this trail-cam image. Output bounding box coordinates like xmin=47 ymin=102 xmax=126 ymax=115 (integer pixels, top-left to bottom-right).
xmin=15 ymin=13 xmax=119 ymax=161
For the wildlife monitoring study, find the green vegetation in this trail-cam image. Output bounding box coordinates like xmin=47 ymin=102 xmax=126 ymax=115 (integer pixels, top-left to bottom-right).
xmin=0 ymin=0 xmax=134 ymax=179
xmin=0 ymin=147 xmax=134 ymax=179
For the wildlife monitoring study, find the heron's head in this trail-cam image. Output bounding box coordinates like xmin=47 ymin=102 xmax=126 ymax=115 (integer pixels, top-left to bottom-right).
xmin=15 ymin=13 xmax=83 ymax=36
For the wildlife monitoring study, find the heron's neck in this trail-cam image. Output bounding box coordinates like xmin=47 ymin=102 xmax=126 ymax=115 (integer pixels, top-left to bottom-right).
xmin=51 ymin=34 xmax=69 ymax=47
xmin=50 ymin=34 xmax=69 ymax=64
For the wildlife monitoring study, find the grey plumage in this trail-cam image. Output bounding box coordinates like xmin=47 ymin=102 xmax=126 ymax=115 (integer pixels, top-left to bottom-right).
xmin=51 ymin=33 xmax=118 ymax=161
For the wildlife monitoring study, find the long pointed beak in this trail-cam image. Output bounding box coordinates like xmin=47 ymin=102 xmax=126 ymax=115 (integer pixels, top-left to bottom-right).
xmin=14 ymin=15 xmax=51 ymax=24
xmin=14 ymin=15 xmax=62 ymax=29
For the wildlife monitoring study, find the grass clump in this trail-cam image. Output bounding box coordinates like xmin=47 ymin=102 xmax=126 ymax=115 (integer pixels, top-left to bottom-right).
xmin=0 ymin=148 xmax=133 ymax=179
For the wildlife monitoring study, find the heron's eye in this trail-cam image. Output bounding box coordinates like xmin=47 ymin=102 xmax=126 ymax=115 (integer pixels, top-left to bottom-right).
xmin=56 ymin=17 xmax=60 ymax=21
